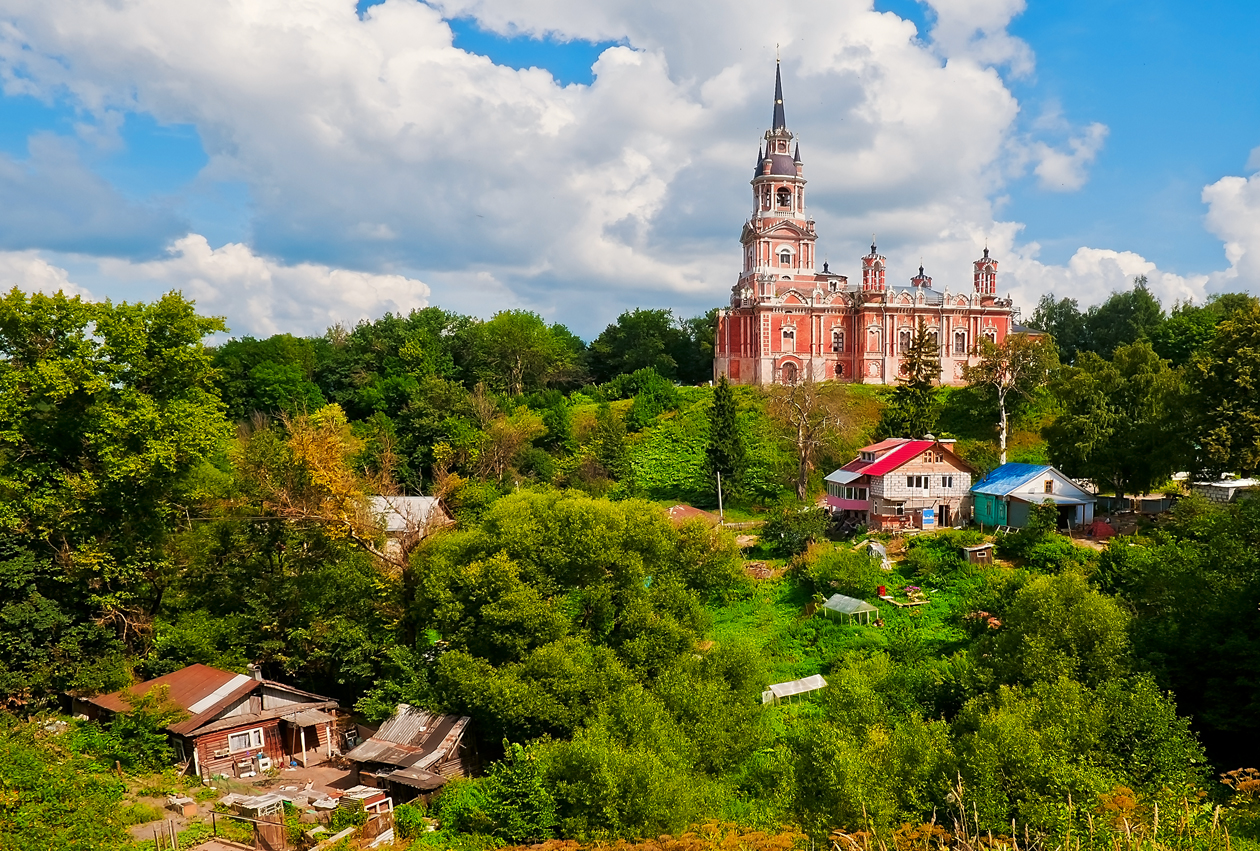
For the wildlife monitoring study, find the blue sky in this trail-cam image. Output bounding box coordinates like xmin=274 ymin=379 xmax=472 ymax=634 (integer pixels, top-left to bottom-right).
xmin=1 ymin=0 xmax=1258 ymax=335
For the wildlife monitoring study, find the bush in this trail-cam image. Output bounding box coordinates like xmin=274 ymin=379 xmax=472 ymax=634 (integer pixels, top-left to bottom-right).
xmin=394 ymin=802 xmax=427 ymax=840
xmin=762 ymin=507 xmax=829 ymax=556
xmin=903 ymin=529 xmax=984 ymax=578
xmin=800 ymin=547 xmax=884 ymax=598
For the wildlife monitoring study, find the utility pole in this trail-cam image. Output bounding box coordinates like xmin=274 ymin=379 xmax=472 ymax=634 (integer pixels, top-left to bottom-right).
xmin=717 ymin=471 xmax=725 ymax=524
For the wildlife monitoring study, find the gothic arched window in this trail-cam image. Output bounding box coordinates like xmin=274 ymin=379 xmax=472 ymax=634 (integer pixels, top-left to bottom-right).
xmin=831 ymin=329 xmax=844 ymax=352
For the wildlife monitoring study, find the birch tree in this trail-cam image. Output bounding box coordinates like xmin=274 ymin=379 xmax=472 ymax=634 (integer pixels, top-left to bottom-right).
xmin=767 ymin=377 xmax=847 ymax=501
xmin=964 ymin=334 xmax=1057 ymax=464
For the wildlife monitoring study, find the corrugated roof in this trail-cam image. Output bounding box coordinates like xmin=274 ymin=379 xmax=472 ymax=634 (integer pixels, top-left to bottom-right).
xmin=1008 ymin=492 xmax=1093 ymax=505
xmin=384 ymin=766 xmax=448 ymax=791
xmin=971 ymin=463 xmax=1050 ymax=496
xmin=824 ymin=468 xmax=862 ymax=485
xmin=344 ymin=704 xmax=469 ymax=771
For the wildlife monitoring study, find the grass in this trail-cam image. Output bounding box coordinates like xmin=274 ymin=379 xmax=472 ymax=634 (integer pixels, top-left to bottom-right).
xmin=707 ymin=540 xmax=984 ymax=687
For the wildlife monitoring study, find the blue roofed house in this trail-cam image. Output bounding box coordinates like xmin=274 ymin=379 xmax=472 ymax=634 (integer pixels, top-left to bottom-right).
xmin=970 ymin=463 xmax=1096 ymax=530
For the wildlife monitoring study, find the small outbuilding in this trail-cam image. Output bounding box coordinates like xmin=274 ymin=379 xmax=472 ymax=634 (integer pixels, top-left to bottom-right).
xmin=344 ymin=704 xmax=475 ymax=804
xmin=971 ymin=463 xmax=1096 ymax=530
xmin=1191 ymin=478 xmax=1260 ymax=504
xmin=761 ymin=674 xmax=828 ymax=705
xmin=961 ymin=543 xmax=994 ymax=564
xmin=820 ymin=593 xmax=879 ymax=625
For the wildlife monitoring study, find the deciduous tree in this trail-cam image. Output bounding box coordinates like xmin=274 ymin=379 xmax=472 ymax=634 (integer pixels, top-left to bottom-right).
xmin=767 ymin=377 xmax=847 ymax=500
xmin=964 ymin=334 xmax=1058 ymax=464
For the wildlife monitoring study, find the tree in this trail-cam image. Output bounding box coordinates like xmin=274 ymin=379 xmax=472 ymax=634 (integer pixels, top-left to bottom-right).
xmin=1190 ymin=303 xmax=1260 ymax=476
xmin=706 ymin=374 xmax=746 ymax=494
xmin=1084 ymin=277 xmax=1165 ymax=358
xmin=879 ymin=319 xmax=940 ymax=439
xmin=964 ymin=334 xmax=1058 ymax=464
xmin=0 ymin=288 xmax=229 ymax=646
xmin=466 ymin=311 xmax=577 ymax=396
xmin=768 ymin=377 xmax=847 ymax=500
xmin=1043 ymin=341 xmax=1187 ymax=497
xmin=1029 ymin=294 xmax=1089 ymax=364
xmin=591 ymin=403 xmax=631 ymax=481
xmin=587 ymin=309 xmax=691 ymax=383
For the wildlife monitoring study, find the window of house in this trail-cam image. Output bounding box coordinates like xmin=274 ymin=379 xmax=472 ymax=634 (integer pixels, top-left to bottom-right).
xmin=954 ymin=330 xmax=967 ymax=354
xmin=228 ymin=728 xmax=265 ymax=753
xmin=1044 ymin=479 xmax=1054 ymax=494
xmin=942 ymin=475 xmax=954 ymax=489
xmin=935 ymin=452 xmax=944 ymax=463
xmin=894 ymin=503 xmax=905 ymax=516
xmin=844 ymin=487 xmax=869 ymax=501
xmin=860 ymin=452 xmax=876 ymax=462
xmin=906 ymin=475 xmax=928 ymax=489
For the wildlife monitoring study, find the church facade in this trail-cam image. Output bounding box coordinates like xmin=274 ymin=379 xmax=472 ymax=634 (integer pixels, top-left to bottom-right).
xmin=713 ymin=65 xmax=1015 ymax=387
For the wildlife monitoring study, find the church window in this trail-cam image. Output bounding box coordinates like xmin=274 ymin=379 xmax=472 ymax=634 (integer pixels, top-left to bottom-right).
xmin=866 ymin=329 xmax=881 ymax=354
xmin=781 ymin=362 xmax=798 ymax=385
xmin=780 ymin=250 xmax=792 ymax=266
xmin=898 ymin=329 xmax=912 ymax=354
xmin=954 ymin=330 xmax=967 ymax=354
xmin=781 ymin=327 xmax=796 ymax=351
xmin=831 ymin=329 xmax=844 ymax=352
xmin=983 ymin=328 xmax=997 ymax=344
xmin=926 ymin=329 xmax=939 ymax=353
xmin=835 ymin=362 xmax=845 ymax=377
xmin=829 ymin=280 xmax=838 ymax=293
xmin=777 ymin=187 xmax=791 ymax=208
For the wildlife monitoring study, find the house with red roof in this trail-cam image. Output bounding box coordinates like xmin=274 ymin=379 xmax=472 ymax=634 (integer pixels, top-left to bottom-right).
xmin=72 ymin=663 xmax=340 ymax=780
xmin=825 ymin=438 xmax=976 ymax=531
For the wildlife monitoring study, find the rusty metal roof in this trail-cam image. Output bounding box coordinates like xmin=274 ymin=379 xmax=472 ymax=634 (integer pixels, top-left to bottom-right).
xmin=83 ymin=664 xmax=249 ymax=717
xmin=344 ymin=704 xmax=469 ymax=770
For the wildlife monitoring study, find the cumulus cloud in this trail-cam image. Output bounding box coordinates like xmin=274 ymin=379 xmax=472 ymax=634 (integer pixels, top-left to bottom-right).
xmin=0 ymin=0 xmax=1119 ymax=334
xmin=0 ymin=249 xmax=94 ymax=298
xmin=1202 ymin=172 xmax=1260 ymax=294
xmin=94 ymin=235 xmax=431 ymax=336
xmin=1029 ymin=122 xmax=1109 ymax=192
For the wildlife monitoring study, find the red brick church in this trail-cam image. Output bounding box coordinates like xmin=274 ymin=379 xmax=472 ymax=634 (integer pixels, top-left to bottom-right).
xmin=713 ymin=64 xmax=1016 ymax=386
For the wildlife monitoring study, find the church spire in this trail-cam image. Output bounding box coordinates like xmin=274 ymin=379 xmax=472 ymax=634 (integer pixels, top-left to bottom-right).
xmin=772 ymin=61 xmax=787 ymax=132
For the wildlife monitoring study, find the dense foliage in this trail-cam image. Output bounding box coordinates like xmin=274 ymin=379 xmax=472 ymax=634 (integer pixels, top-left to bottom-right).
xmin=5 ymin=282 xmax=1260 ymax=850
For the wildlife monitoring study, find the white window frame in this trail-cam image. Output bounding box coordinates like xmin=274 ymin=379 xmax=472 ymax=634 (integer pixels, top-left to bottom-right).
xmin=942 ymin=475 xmax=954 ymax=489
xmin=228 ymin=727 xmax=265 ymax=754
xmin=906 ymin=475 xmax=928 ymax=490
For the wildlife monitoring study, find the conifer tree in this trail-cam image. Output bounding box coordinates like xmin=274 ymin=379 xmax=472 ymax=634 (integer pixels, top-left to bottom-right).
xmin=706 ymin=374 xmax=746 ymax=493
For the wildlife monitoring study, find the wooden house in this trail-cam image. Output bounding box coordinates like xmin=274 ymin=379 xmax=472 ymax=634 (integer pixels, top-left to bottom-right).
xmin=72 ymin=663 xmax=339 ymax=779
xmin=344 ymin=704 xmax=475 ymax=803
xmin=971 ymin=463 xmax=1096 ymax=530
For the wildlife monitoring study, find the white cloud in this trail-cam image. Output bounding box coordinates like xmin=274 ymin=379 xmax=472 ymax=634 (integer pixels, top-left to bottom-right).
xmin=0 ymin=0 xmax=1119 ymax=334
xmin=1000 ymin=242 xmax=1208 ymax=312
xmin=1202 ymin=172 xmax=1260 ymax=294
xmin=1025 ymin=122 xmax=1109 ymax=192
xmin=0 ymin=249 xmax=93 ymax=298
xmin=93 ymin=235 xmax=431 ymax=336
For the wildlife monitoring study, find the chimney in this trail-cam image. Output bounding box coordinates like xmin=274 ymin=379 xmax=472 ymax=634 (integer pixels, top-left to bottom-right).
xmin=248 ymin=663 xmax=264 ymax=682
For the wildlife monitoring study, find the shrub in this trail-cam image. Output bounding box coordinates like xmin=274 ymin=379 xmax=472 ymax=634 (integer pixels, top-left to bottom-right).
xmin=394 ymin=802 xmax=427 ymax=840
xmin=801 ymin=547 xmax=884 ymax=598
xmin=762 ymin=507 xmax=829 ymax=556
